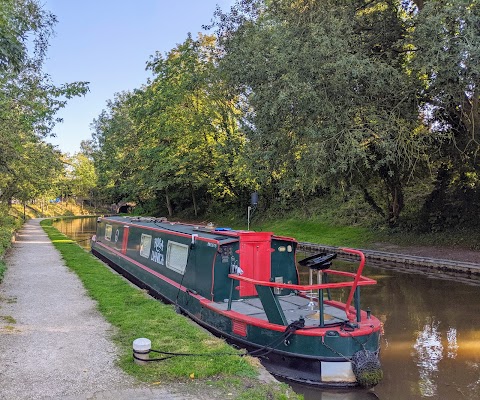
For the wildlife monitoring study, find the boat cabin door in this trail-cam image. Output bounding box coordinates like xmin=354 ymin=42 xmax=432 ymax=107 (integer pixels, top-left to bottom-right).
xmin=237 ymin=232 xmax=273 ymax=297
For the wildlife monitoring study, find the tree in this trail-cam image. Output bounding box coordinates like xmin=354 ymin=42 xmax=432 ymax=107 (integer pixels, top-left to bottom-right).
xmin=0 ymin=0 xmax=56 ymax=72
xmin=404 ymin=0 xmax=480 ymax=228
xmin=213 ymin=0 xmax=428 ymax=224
xmin=92 ymin=34 xmax=249 ymax=217
xmin=90 ymin=91 xmax=144 ymax=207
xmin=0 ymin=0 xmax=88 ymax=207
xmin=140 ymin=33 xmax=249 ymax=215
xmin=0 ymin=140 xmax=63 ymax=204
xmin=69 ymin=152 xmax=97 ymax=211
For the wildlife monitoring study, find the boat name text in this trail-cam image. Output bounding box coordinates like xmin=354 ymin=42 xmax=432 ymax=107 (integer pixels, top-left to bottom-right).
xmin=150 ymin=237 xmax=165 ymax=265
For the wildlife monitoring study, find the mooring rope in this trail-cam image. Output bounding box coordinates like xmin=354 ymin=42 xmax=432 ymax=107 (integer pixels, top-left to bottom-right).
xmin=133 ymin=319 xmax=307 ymax=362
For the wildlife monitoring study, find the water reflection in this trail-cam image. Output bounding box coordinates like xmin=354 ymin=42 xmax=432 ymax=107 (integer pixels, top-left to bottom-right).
xmin=447 ymin=327 xmax=458 ymax=359
xmin=413 ymin=319 xmax=443 ymax=397
xmin=53 ymin=217 xmax=97 ymax=250
xmin=295 ymin=253 xmax=480 ymax=399
xmin=466 ymin=362 xmax=480 ymax=395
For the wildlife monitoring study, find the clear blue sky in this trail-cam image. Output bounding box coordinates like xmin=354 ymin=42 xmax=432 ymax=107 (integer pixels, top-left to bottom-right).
xmin=43 ymin=0 xmax=234 ymax=154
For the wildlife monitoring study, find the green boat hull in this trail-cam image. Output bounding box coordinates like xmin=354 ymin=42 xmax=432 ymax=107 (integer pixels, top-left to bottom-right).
xmin=91 ymin=216 xmax=383 ymax=387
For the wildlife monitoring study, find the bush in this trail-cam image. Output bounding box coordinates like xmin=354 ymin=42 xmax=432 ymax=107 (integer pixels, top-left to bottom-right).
xmin=0 ymin=207 xmax=23 ymax=282
xmin=0 ymin=211 xmax=17 ymax=255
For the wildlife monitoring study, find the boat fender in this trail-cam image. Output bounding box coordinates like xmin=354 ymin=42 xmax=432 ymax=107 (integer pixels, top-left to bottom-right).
xmin=351 ymin=350 xmax=383 ymax=388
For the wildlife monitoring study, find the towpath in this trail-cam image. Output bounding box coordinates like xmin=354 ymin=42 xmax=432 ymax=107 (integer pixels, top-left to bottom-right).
xmin=0 ymin=219 xmax=204 ymax=399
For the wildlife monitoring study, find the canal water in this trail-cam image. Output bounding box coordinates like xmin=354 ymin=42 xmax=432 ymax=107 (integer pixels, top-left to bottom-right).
xmin=54 ymin=217 xmax=480 ymax=400
xmin=53 ymin=217 xmax=97 ymax=250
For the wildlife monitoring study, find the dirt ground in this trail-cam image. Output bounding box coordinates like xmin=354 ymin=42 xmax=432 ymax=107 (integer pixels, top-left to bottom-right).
xmin=370 ymin=242 xmax=480 ymax=264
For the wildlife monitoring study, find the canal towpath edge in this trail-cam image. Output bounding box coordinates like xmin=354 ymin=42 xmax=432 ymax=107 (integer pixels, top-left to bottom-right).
xmin=0 ymin=219 xmax=215 ymax=400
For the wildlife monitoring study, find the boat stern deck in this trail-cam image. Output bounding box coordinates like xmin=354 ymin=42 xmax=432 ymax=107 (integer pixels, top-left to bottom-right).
xmin=210 ymin=294 xmax=349 ymax=327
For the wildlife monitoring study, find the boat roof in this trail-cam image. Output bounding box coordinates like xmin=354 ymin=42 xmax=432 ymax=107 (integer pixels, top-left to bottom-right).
xmin=99 ymin=216 xmax=296 ymax=245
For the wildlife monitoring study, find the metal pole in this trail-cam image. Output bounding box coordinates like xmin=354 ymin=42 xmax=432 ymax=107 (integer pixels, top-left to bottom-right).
xmin=355 ymin=287 xmax=361 ymax=323
xmin=319 ymin=288 xmax=324 ymax=327
xmin=247 ymin=206 xmax=251 ymax=230
xmin=307 ymin=268 xmax=315 ymax=310
xmin=227 ymin=278 xmax=234 ymax=311
xmin=318 ymin=270 xmax=324 ymax=327
xmin=324 ymin=273 xmax=332 ymax=300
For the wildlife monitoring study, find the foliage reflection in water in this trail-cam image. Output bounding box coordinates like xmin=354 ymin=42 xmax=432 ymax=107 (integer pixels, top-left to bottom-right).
xmin=290 ymin=253 xmax=480 ymax=400
xmin=53 ymin=217 xmax=97 ymax=250
xmin=55 ymin=218 xmax=480 ymax=400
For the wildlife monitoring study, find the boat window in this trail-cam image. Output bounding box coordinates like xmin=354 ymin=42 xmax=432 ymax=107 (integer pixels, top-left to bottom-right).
xmin=140 ymin=234 xmax=152 ymax=258
xmin=166 ymin=241 xmax=189 ymax=275
xmin=105 ymin=224 xmax=113 ymax=241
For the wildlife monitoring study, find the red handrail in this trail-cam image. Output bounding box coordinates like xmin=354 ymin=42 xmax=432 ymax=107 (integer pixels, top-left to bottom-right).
xmin=340 ymin=248 xmax=366 ymax=320
xmin=227 ymin=274 xmax=376 ymax=291
xmin=228 ymin=248 xmax=372 ymax=322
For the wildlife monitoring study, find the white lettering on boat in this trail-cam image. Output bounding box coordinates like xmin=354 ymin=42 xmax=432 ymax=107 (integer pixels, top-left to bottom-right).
xmin=150 ymin=237 xmax=165 ymax=265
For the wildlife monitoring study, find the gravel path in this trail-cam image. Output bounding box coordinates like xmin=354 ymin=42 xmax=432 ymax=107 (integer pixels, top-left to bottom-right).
xmin=0 ymin=220 xmax=198 ymax=399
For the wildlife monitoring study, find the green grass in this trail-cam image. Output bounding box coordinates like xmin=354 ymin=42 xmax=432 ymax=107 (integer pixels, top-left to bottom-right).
xmin=375 ymin=228 xmax=480 ymax=250
xmin=219 ymin=214 xmax=480 ymax=251
xmin=253 ymin=218 xmax=374 ymax=248
xmin=215 ymin=215 xmax=374 ymax=249
xmin=40 ymin=219 xmax=301 ymax=399
xmin=0 ymin=315 xmax=16 ymax=324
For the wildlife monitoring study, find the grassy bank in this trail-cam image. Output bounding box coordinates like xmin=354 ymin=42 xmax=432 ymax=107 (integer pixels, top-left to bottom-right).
xmin=252 ymin=218 xmax=374 ymax=248
xmin=215 ymin=214 xmax=374 ymax=248
xmin=40 ymin=219 xmax=300 ymax=400
xmin=253 ymin=218 xmax=480 ymax=250
xmin=216 ymin=213 xmax=480 ymax=251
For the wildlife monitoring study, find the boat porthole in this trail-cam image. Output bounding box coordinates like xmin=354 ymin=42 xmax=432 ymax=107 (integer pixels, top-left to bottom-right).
xmin=284 ymin=339 xmax=291 ymax=346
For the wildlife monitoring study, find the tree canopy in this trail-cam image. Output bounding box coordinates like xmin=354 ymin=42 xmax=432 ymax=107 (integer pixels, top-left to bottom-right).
xmin=0 ymin=0 xmax=88 ymax=206
xmin=87 ymin=0 xmax=480 ymax=229
xmin=91 ymin=34 xmax=249 ymax=216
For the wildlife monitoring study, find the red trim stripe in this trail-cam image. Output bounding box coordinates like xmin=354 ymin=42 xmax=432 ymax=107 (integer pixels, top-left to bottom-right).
xmin=198 ymin=298 xmax=381 ymax=336
xmin=228 ymin=274 xmax=376 ymax=290
xmin=121 ymin=226 xmax=129 ymax=254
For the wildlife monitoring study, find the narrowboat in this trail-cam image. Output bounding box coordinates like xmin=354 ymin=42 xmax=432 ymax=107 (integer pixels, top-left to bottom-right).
xmin=91 ymin=216 xmax=383 ymax=388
